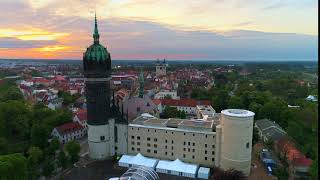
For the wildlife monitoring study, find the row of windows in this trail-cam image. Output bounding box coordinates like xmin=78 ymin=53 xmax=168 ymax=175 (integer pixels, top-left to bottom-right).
xmin=130 ymin=129 xmax=215 ymax=139
xmin=132 ymin=136 xmax=215 ymax=148
xmin=131 ymin=146 xmax=215 ymax=162
xmin=131 ymin=140 xmax=215 ymax=151
xmin=131 ymin=143 xmax=215 ymax=155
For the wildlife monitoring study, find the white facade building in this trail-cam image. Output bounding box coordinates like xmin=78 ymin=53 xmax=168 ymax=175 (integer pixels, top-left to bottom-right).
xmin=154 ymin=90 xmax=179 ymax=100
xmin=51 ymin=122 xmax=86 ymax=144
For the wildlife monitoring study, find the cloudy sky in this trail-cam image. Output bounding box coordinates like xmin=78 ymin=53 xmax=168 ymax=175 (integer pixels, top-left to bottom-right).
xmin=0 ymin=0 xmax=318 ymax=60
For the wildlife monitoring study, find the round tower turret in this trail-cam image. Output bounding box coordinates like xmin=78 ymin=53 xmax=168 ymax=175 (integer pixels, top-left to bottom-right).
xmin=219 ymin=109 xmax=255 ymax=176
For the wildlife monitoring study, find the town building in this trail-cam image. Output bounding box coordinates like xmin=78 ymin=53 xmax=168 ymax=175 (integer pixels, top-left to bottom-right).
xmin=154 ymin=90 xmax=179 ymax=100
xmin=274 ymin=137 xmax=313 ymax=179
xmin=73 ymin=109 xmax=88 ymax=129
xmin=123 ymin=70 xmax=159 ymax=121
xmin=255 ymin=119 xmax=287 ymax=142
xmin=51 ymin=122 xmax=86 ymax=144
xmin=157 ymin=99 xmax=211 ymax=115
xmin=155 ymin=59 xmax=167 ymax=76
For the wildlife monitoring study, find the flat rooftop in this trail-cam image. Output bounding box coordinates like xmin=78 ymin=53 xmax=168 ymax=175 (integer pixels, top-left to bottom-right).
xmin=131 ymin=114 xmax=221 ymax=132
xmin=196 ymin=105 xmax=216 ymax=117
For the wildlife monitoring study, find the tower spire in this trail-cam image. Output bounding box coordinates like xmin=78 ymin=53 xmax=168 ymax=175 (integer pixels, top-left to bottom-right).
xmin=93 ymin=11 xmax=100 ymax=44
xmin=138 ymin=67 xmax=144 ymax=98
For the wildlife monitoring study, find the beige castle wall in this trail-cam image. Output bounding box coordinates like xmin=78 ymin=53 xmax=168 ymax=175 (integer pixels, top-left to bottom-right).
xmin=128 ymin=125 xmax=216 ymax=167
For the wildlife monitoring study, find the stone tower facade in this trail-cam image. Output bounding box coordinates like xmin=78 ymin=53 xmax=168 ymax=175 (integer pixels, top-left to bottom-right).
xmin=83 ymin=13 xmax=128 ymax=159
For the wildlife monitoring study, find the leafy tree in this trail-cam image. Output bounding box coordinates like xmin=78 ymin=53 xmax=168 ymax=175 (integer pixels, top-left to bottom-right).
xmin=214 ymin=74 xmax=228 ymax=88
xmin=0 ymin=137 xmax=8 ymax=155
xmin=31 ymin=124 xmax=50 ymax=149
xmin=60 ymin=91 xmax=79 ymax=106
xmin=252 ymin=127 xmax=259 ymax=145
xmin=162 ymin=106 xmax=178 ymax=118
xmin=248 ymin=102 xmax=262 ymax=119
xmin=65 ymin=141 xmax=81 ymax=164
xmin=0 ymin=153 xmax=28 ymax=180
xmin=191 ymin=88 xmax=210 ymax=100
xmin=48 ymin=137 xmax=60 ymax=156
xmin=273 ymin=166 xmax=289 ymax=180
xmin=0 ymin=86 xmax=24 ymax=102
xmin=27 ymin=146 xmax=43 ymax=179
xmin=0 ymin=100 xmax=31 ymax=140
xmin=310 ymin=155 xmax=318 ymax=180
xmin=42 ymin=159 xmax=54 ymax=177
xmin=178 ymin=110 xmax=187 ymax=119
xmin=228 ymin=96 xmax=243 ymax=109
xmin=58 ymin=151 xmax=68 ymax=169
xmin=259 ymin=99 xmax=287 ymax=128
xmin=164 ymin=94 xmax=172 ymax=99
xmin=211 ymin=167 xmax=246 ymax=180
xmin=211 ymin=89 xmax=229 ymax=112
xmin=27 ymin=146 xmax=43 ymax=166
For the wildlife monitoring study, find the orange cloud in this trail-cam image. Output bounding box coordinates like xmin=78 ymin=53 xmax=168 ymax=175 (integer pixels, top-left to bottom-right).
xmin=0 ymin=28 xmax=69 ymax=41
xmin=36 ymin=45 xmax=71 ymax=52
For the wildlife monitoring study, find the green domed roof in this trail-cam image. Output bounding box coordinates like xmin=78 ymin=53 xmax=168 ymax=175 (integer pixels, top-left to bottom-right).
xmin=84 ymin=12 xmax=110 ymax=61
xmin=85 ymin=44 xmax=109 ymax=61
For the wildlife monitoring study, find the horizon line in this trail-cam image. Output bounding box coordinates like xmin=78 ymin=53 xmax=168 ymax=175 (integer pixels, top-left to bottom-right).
xmin=0 ymin=58 xmax=317 ymax=62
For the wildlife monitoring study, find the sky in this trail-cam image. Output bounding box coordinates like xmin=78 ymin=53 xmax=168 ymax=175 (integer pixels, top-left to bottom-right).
xmin=0 ymin=0 xmax=318 ymax=61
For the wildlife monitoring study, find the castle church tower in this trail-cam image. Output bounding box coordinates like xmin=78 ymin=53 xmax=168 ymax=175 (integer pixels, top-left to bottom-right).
xmin=83 ymin=13 xmax=112 ymax=159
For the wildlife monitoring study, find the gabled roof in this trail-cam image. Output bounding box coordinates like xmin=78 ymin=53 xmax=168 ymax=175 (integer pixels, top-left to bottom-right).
xmin=75 ymin=109 xmax=87 ymax=122
xmin=55 ymin=122 xmax=84 ymax=135
xmin=292 ymin=157 xmax=313 ymax=167
xmin=156 ymin=159 xmax=198 ymax=174
xmin=161 ymin=98 xmax=210 ymax=107
xmin=256 ymin=119 xmax=286 ymax=140
xmin=119 ymin=153 xmax=159 ymax=168
xmin=256 ymin=119 xmax=283 ymax=129
xmin=276 ymin=138 xmax=306 ymax=163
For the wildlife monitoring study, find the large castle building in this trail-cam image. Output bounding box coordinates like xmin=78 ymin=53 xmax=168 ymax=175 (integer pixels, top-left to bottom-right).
xmin=83 ymin=15 xmax=255 ymax=176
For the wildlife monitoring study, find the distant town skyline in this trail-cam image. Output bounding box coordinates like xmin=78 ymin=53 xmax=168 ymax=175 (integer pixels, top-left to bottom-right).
xmin=0 ymin=0 xmax=318 ymax=60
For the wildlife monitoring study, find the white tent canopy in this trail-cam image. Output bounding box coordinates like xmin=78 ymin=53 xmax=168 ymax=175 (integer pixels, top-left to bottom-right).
xmin=118 ymin=153 xmax=159 ymax=169
xmin=156 ymin=159 xmax=199 ymax=178
xmin=197 ymin=167 xmax=210 ymax=179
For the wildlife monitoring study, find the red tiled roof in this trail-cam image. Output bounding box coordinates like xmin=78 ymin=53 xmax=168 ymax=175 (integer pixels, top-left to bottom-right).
xmin=75 ymin=109 xmax=87 ymax=122
xmin=152 ymin=99 xmax=161 ymax=105
xmin=32 ymin=77 xmax=50 ymax=84
xmin=292 ymin=157 xmax=313 ymax=167
xmin=276 ymin=138 xmax=305 ymax=162
xmin=56 ymin=122 xmax=84 ymax=135
xmin=55 ymin=75 xmax=65 ymax=81
xmin=161 ymin=99 xmax=210 ymax=107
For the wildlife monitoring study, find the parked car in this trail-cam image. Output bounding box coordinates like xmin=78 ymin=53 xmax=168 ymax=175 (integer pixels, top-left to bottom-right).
xmin=260 ymin=149 xmax=276 ymax=176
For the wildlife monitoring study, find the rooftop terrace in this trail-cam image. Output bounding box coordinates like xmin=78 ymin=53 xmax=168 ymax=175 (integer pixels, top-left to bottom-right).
xmin=130 ymin=113 xmax=221 ymax=132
